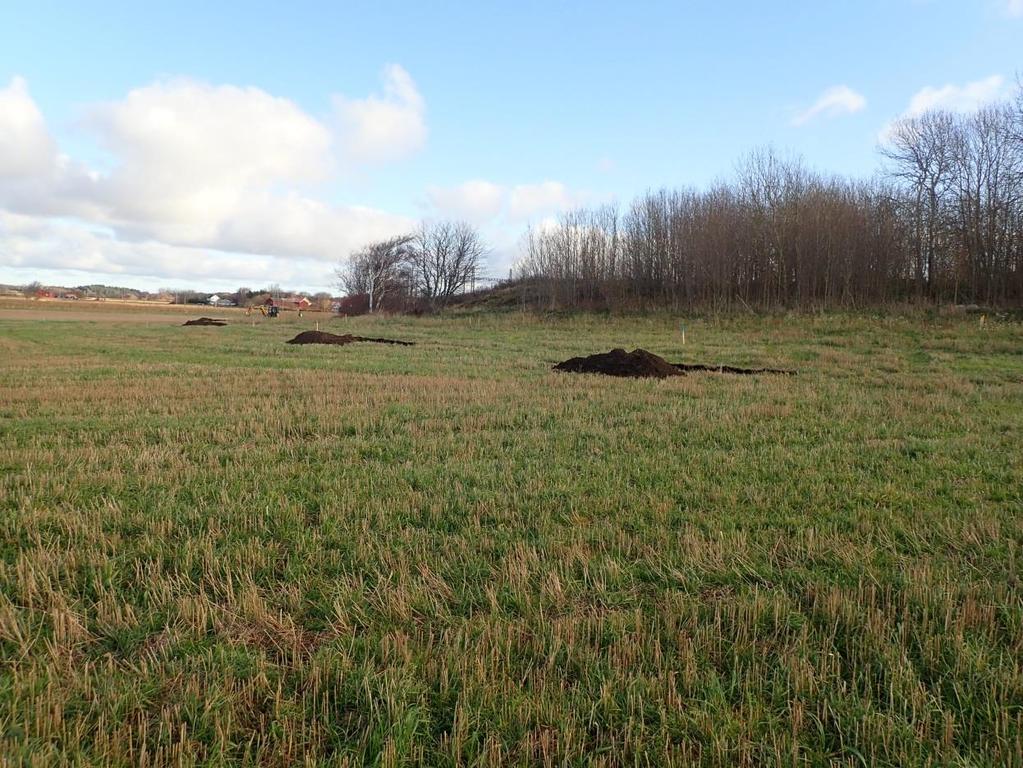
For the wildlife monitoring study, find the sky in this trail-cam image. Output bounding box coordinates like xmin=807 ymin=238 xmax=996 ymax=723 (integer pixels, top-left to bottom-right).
xmin=0 ymin=0 xmax=1020 ymax=294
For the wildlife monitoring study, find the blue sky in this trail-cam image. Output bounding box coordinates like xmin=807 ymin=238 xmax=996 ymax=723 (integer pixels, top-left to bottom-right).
xmin=0 ymin=0 xmax=1020 ymax=292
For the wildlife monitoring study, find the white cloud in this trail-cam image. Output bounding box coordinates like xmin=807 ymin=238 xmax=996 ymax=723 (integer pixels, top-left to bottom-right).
xmin=0 ymin=77 xmax=58 ymax=177
xmin=212 ymin=194 xmax=413 ymax=262
xmin=792 ymin=85 xmax=867 ymax=126
xmin=878 ymin=74 xmax=1009 ymax=143
xmin=334 ymin=64 xmax=427 ymax=165
xmin=425 ymin=180 xmax=505 ymax=223
xmin=0 ymin=73 xmax=424 ymax=288
xmin=1005 ymin=0 xmax=1023 ymax=18
xmin=422 ymin=180 xmax=597 ymax=278
xmin=426 ymin=179 xmax=588 ymax=225
xmin=902 ymin=75 xmax=1006 ymax=118
xmin=0 ymin=78 xmax=103 ymax=220
xmin=86 ymin=79 xmax=334 ymax=243
xmin=509 ymin=182 xmax=582 ymax=219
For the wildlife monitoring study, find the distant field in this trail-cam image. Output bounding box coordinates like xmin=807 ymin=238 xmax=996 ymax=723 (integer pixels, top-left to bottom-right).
xmin=1 ymin=305 xmax=1021 ymax=766
xmin=0 ymin=297 xmax=330 ymax=324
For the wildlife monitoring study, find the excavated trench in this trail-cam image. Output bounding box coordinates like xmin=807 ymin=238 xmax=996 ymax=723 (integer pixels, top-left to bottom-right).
xmin=286 ymin=331 xmax=415 ymax=346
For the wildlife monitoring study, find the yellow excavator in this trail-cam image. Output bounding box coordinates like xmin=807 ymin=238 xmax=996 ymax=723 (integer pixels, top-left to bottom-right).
xmin=245 ymin=304 xmax=279 ymax=318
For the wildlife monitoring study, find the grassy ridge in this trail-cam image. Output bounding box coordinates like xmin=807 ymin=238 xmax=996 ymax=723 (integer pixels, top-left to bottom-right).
xmin=1 ymin=309 xmax=1021 ymax=766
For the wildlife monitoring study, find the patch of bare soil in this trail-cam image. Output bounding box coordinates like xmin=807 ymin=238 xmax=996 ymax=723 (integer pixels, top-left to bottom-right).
xmin=286 ymin=331 xmax=415 ymax=346
xmin=553 ymin=348 xmax=796 ymax=378
xmin=183 ymin=317 xmax=227 ymax=326
xmin=553 ymin=348 xmax=683 ymax=378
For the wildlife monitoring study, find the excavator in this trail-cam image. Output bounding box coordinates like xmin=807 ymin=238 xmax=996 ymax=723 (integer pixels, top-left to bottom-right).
xmin=245 ymin=304 xmax=279 ymax=318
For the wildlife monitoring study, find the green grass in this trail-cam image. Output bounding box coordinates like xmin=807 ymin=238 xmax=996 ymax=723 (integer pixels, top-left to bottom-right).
xmin=1 ymin=307 xmax=1022 ymax=766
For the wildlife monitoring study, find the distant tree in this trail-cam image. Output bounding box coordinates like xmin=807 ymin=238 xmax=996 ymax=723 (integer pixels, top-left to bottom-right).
xmin=947 ymin=104 xmax=1022 ymax=303
xmin=880 ymin=110 xmax=957 ymax=296
xmin=337 ymin=235 xmax=413 ymax=312
xmin=313 ymin=291 xmax=333 ymax=311
xmin=1013 ymin=76 xmax=1023 ymax=146
xmin=407 ymin=221 xmax=487 ymax=308
xmin=171 ymin=290 xmax=204 ymax=305
xmin=22 ymin=281 xmax=42 ymax=298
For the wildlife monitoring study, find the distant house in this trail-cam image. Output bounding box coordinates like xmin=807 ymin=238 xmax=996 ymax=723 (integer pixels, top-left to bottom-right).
xmin=208 ymin=294 xmax=221 ymax=305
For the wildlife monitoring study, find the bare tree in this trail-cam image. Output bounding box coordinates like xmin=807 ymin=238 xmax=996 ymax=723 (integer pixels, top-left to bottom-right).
xmin=947 ymin=105 xmax=1022 ymax=302
xmin=880 ymin=111 xmax=957 ymax=296
xmin=408 ymin=221 xmax=487 ymax=307
xmin=337 ymin=235 xmax=413 ymax=312
xmin=313 ymin=291 xmax=333 ymax=311
xmin=1012 ymin=75 xmax=1023 ymax=146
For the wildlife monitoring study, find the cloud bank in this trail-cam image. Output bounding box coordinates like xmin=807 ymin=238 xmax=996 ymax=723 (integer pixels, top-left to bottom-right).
xmin=878 ymin=74 xmax=1009 ymax=143
xmin=900 ymin=75 xmax=1007 ymax=118
xmin=426 ymin=180 xmax=589 ymax=224
xmin=0 ymin=69 xmax=424 ymax=289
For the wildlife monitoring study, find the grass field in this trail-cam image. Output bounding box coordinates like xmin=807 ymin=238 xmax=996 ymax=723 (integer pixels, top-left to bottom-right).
xmin=1 ymin=303 xmax=1022 ymax=766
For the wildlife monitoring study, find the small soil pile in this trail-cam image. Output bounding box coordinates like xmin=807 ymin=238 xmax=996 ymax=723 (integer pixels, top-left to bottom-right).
xmin=183 ymin=317 xmax=227 ymax=326
xmin=553 ymin=348 xmax=683 ymax=378
xmin=287 ymin=331 xmax=355 ymax=345
xmin=286 ymin=331 xmax=415 ymax=346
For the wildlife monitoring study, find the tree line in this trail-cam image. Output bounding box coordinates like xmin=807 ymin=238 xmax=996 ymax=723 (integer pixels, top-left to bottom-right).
xmin=515 ymin=84 xmax=1023 ymax=310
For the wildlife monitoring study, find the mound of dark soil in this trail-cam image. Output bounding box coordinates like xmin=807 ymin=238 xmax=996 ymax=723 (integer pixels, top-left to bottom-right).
xmin=287 ymin=331 xmax=355 ymax=345
xmin=554 ymin=348 xmax=797 ymax=378
xmin=553 ymin=348 xmax=683 ymax=378
xmin=183 ymin=317 xmax=227 ymax=326
xmin=286 ymin=331 xmax=414 ymax=346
